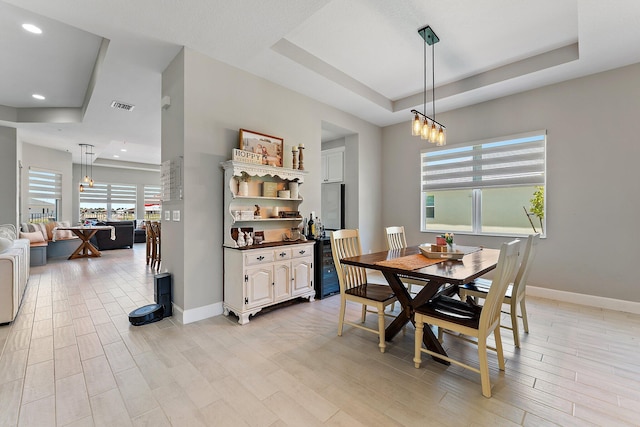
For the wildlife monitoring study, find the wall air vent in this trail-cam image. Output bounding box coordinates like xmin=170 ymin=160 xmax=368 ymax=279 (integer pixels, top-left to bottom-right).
xmin=110 ymin=100 xmax=135 ymax=111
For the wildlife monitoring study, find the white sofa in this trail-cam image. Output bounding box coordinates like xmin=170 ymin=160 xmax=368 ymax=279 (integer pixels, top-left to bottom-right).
xmin=0 ymin=238 xmax=30 ymax=324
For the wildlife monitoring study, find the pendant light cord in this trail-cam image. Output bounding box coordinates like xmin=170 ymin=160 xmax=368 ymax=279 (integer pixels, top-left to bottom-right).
xmin=432 ymin=41 xmax=436 ymax=120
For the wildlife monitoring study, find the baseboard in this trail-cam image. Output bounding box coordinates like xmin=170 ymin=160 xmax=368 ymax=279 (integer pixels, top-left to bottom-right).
xmin=527 ymin=286 xmax=640 ymax=315
xmin=171 ymin=302 xmax=223 ymax=325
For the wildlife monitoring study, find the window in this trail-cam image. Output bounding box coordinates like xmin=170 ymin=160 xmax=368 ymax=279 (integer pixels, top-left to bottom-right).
xmin=144 ymin=185 xmax=162 ymax=221
xmin=421 ymin=131 xmax=546 ymax=236
xmin=80 ymin=182 xmax=136 ymax=221
xmin=28 ymin=168 xmax=61 ymax=222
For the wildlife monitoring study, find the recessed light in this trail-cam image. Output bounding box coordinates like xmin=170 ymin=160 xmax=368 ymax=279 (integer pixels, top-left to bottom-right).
xmin=22 ymin=23 xmax=42 ymax=34
xmin=32 ymin=94 xmax=45 ymax=100
xmin=121 ymin=149 xmax=127 ymax=152
xmin=113 ymin=155 xmax=120 ymax=158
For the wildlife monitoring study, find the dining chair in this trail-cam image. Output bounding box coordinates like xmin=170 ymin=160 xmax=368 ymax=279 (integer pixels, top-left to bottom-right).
xmin=385 ymin=226 xmax=429 ymax=311
xmin=413 ymin=239 xmax=520 ymax=398
xmin=147 ymin=221 xmax=161 ymax=271
xmin=459 ymin=233 xmax=540 ymax=348
xmin=330 ymin=229 xmax=397 ymax=353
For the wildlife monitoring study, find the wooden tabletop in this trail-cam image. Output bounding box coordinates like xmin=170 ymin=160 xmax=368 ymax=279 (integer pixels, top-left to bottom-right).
xmin=341 ymin=245 xmax=500 ymax=285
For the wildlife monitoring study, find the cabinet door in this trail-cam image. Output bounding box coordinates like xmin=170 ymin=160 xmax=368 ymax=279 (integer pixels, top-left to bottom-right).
xmin=291 ymin=258 xmax=313 ymax=296
xmin=322 ymin=150 xmax=344 ymax=183
xmin=273 ymin=262 xmax=291 ymax=302
xmin=245 ymin=266 xmax=273 ymax=309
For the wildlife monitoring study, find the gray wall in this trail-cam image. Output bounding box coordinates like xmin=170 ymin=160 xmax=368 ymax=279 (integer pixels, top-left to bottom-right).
xmin=382 ymin=62 xmax=640 ymax=301
xmin=162 ymin=48 xmax=383 ymax=321
xmin=0 ymin=127 xmax=18 ymax=226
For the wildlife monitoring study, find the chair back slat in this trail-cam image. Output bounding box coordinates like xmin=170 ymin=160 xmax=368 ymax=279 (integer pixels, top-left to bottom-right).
xmin=479 ymin=239 xmax=520 ymax=332
xmin=330 ymin=229 xmax=367 ymax=292
xmin=385 ymin=226 xmax=407 ymax=250
xmin=511 ymin=233 xmax=540 ymax=301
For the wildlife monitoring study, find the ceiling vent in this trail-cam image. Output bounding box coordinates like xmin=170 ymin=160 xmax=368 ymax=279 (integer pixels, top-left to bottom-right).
xmin=110 ymin=100 xmax=135 ymax=111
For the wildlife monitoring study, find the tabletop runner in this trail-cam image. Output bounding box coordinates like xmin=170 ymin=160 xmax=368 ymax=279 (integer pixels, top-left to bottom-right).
xmin=374 ymin=254 xmax=446 ymax=270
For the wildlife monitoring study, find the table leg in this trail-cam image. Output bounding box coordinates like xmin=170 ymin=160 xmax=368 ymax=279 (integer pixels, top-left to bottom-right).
xmin=382 ymin=271 xmax=450 ymax=365
xmin=68 ymin=230 xmax=101 ymax=260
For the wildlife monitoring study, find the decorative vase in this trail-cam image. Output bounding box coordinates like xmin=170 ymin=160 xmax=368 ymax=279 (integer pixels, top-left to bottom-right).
xmin=289 ymin=181 xmax=299 ymax=199
xmin=238 ymin=181 xmax=249 ymax=197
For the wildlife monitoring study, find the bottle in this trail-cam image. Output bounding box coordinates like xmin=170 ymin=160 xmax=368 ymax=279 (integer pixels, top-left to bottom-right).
xmin=315 ymin=217 xmax=322 ymax=239
xmin=307 ymin=213 xmax=315 ymax=239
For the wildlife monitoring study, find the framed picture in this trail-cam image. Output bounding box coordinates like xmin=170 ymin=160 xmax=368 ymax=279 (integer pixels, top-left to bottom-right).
xmin=239 ymin=129 xmax=283 ymax=167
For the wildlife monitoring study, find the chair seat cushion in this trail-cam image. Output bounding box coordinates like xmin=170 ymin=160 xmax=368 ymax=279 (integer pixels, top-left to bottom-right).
xmin=461 ymin=279 xmax=513 ymax=299
xmin=345 ymin=283 xmax=395 ymax=302
xmin=415 ymin=295 xmax=481 ymax=328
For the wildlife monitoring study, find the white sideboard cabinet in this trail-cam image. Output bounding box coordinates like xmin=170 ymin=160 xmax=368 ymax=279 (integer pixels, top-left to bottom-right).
xmin=221 ymin=160 xmax=314 ymax=324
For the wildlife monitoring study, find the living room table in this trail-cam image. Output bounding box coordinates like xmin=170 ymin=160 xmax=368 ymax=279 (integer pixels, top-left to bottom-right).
xmin=53 ymin=225 xmax=116 ymax=260
xmin=340 ymin=244 xmax=500 ymax=364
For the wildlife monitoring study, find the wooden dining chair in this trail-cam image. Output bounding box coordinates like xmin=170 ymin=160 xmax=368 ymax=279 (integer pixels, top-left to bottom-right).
xmin=145 ymin=221 xmax=154 ymax=266
xmin=385 ymin=226 xmax=429 ymax=311
xmin=330 ymin=229 xmax=397 ymax=353
xmin=147 ymin=221 xmax=161 ymax=271
xmin=413 ymin=239 xmax=520 ymax=398
xmin=459 ymin=234 xmax=540 ymax=347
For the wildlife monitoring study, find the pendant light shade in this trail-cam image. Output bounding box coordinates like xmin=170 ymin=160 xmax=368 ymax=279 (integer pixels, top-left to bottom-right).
xmin=79 ymin=144 xmax=95 ymax=192
xmin=410 ymin=25 xmax=446 ymax=146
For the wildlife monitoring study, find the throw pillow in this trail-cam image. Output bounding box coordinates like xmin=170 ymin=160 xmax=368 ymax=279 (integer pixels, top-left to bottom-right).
xmin=32 ymin=223 xmax=48 ymax=241
xmin=54 ymin=222 xmax=73 ymax=239
xmin=0 ymin=224 xmax=17 ymax=240
xmin=45 ymin=221 xmax=57 ymax=241
xmin=0 ymin=237 xmax=11 ymax=254
xmin=19 ymin=231 xmax=46 ymax=243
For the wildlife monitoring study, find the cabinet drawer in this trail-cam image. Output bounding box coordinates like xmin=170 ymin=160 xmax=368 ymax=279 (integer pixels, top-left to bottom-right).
xmin=274 ymin=249 xmax=292 ymax=261
xmin=244 ymin=250 xmax=275 ymax=266
xmin=292 ymin=244 xmax=313 ymax=259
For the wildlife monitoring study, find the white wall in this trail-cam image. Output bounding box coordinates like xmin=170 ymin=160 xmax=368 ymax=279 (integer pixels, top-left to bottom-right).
xmin=382 ymin=62 xmax=640 ymax=301
xmin=162 ymin=48 xmax=383 ymax=322
xmin=21 ymin=142 xmax=72 ymax=224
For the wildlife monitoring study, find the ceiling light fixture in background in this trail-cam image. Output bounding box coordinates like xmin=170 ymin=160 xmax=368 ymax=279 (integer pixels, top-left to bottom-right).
xmin=78 ymin=144 xmax=94 ymax=192
xmin=411 ymin=25 xmax=446 ymax=146
xmin=22 ymin=23 xmax=42 ymax=34
xmin=32 ymin=94 xmax=45 ymax=100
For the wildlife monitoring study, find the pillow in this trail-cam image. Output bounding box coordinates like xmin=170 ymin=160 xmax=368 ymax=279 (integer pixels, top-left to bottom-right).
xmin=32 ymin=223 xmax=48 ymax=241
xmin=0 ymin=237 xmax=11 ymax=254
xmin=54 ymin=222 xmax=73 ymax=239
xmin=0 ymin=224 xmax=17 ymax=241
xmin=45 ymin=221 xmax=57 ymax=241
xmin=19 ymin=231 xmax=46 ymax=243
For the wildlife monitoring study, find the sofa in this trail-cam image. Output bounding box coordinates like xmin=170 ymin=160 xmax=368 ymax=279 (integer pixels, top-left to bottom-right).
xmin=91 ymin=221 xmax=135 ymax=250
xmin=134 ymin=219 xmax=146 ymax=243
xmin=0 ymin=232 xmax=30 ymax=324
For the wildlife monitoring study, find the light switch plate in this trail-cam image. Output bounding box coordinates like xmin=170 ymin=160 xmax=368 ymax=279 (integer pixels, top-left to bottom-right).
xmin=172 ymin=210 xmax=180 ymax=222
xmin=164 ymin=210 xmax=171 ymax=221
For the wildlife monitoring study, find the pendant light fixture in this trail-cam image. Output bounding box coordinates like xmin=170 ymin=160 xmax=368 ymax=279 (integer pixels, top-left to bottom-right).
xmin=78 ymin=144 xmax=95 ymax=192
xmin=411 ymin=25 xmax=446 ymax=146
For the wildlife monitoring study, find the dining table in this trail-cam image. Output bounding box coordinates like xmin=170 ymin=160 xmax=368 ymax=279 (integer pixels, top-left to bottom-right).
xmin=340 ymin=244 xmax=500 ymax=364
xmin=53 ymin=225 xmax=116 ymax=260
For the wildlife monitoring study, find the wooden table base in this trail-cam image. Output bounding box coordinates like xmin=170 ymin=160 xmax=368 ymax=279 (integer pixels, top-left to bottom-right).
xmin=68 ymin=229 xmax=101 ymax=259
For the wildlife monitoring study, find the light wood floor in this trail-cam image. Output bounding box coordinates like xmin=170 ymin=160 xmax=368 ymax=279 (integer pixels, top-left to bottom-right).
xmin=1 ymin=244 xmax=639 ymax=426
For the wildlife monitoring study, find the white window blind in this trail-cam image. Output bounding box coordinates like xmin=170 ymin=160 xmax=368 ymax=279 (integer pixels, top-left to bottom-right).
xmin=422 ymin=131 xmax=546 ymax=191
xmin=144 ymin=185 xmax=161 ymax=206
xmin=29 ymin=168 xmax=61 ymax=204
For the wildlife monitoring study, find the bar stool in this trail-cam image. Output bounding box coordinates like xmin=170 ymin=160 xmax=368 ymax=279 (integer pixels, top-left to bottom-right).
xmin=149 ymin=221 xmax=161 ymax=271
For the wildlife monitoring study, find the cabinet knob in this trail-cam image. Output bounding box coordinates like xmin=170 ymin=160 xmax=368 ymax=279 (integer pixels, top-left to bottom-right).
xmin=279 ymin=252 xmax=286 ymax=257
xmin=257 ymin=256 xmax=264 ymax=261
xmin=299 ymin=250 xmax=306 ymax=255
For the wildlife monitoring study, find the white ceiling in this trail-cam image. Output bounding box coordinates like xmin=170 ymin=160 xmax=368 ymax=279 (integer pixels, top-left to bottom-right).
xmin=2 ymin=0 xmax=640 ymax=165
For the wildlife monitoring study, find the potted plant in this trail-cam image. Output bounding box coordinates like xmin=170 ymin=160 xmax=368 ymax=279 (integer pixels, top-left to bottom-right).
xmin=523 ymin=186 xmax=544 ymax=233
xmin=237 ymin=172 xmax=250 ymax=196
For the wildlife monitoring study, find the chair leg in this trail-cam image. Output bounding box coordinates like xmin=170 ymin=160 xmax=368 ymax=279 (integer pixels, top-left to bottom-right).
xmin=413 ymin=318 xmax=424 ymax=368
xmin=520 ymin=298 xmax=529 ymax=333
xmin=437 ymin=327 xmax=444 ymax=343
xmin=478 ymin=339 xmax=492 ymax=398
xmin=510 ymin=307 xmax=520 ymax=348
xmin=377 ymin=305 xmax=386 ymax=353
xmin=337 ymin=298 xmax=346 ymax=336
xmin=361 ymin=304 xmax=367 ymax=323
xmin=494 ymin=328 xmax=505 ymax=371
